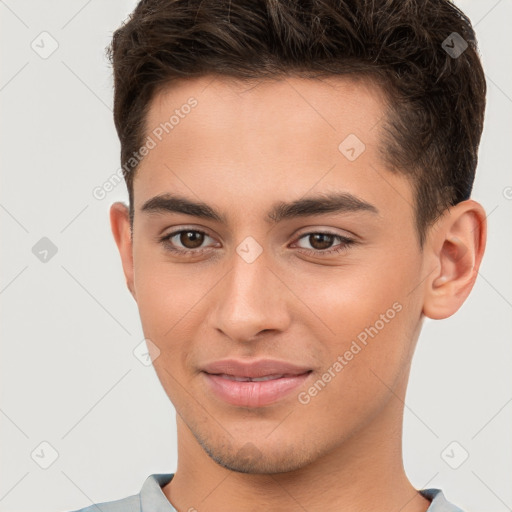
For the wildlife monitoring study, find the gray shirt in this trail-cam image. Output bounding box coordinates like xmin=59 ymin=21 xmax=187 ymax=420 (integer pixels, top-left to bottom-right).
xmin=69 ymin=473 xmax=465 ymax=512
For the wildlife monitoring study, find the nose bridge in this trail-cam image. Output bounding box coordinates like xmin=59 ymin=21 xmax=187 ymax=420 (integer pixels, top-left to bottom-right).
xmin=212 ymin=242 xmax=289 ymax=341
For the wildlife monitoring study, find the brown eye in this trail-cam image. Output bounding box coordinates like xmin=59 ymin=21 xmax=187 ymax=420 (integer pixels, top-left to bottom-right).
xmin=307 ymin=233 xmax=335 ymax=250
xmin=179 ymin=230 xmax=205 ymax=249
xmin=294 ymin=231 xmax=355 ymax=257
xmin=160 ymin=229 xmax=215 ymax=254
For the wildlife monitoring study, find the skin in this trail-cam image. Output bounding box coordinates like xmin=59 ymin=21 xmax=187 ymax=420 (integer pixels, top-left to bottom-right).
xmin=111 ymin=74 xmax=486 ymax=512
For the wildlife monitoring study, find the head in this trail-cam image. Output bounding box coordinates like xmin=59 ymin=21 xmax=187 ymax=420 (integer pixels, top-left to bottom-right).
xmin=108 ymin=0 xmax=487 ymax=474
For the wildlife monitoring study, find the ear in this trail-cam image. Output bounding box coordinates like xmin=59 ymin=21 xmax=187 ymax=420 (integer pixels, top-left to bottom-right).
xmin=110 ymin=202 xmax=136 ymax=300
xmin=422 ymin=199 xmax=487 ymax=320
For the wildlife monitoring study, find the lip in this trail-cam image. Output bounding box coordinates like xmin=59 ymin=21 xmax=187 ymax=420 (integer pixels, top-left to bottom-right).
xmin=201 ymin=358 xmax=312 ymax=407
xmin=201 ymin=358 xmax=312 ymax=378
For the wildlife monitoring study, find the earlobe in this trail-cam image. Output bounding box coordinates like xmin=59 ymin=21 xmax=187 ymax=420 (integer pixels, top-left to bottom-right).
xmin=423 ymin=200 xmax=487 ymax=320
xmin=110 ymin=202 xmax=137 ymax=301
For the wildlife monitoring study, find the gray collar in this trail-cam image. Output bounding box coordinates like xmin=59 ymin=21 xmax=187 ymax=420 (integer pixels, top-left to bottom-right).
xmin=140 ymin=474 xmax=465 ymax=511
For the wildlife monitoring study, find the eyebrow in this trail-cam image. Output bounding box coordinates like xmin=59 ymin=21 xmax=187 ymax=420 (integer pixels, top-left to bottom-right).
xmin=140 ymin=191 xmax=379 ymax=224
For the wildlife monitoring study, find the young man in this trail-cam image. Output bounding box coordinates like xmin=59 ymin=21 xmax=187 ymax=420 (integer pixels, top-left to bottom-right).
xmin=72 ymin=0 xmax=487 ymax=510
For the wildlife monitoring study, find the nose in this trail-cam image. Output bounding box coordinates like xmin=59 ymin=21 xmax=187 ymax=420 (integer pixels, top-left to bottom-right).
xmin=211 ymin=247 xmax=291 ymax=343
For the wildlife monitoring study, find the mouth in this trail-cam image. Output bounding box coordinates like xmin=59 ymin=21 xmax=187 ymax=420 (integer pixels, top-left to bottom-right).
xmin=213 ymin=373 xmax=302 ymax=382
xmin=202 ymin=372 xmax=312 ymax=407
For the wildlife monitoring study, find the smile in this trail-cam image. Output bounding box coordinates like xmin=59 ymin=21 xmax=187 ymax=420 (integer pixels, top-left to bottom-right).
xmin=202 ymin=371 xmax=312 ymax=407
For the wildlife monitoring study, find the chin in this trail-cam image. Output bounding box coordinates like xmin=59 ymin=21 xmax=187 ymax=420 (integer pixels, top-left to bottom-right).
xmin=197 ymin=435 xmax=314 ymax=475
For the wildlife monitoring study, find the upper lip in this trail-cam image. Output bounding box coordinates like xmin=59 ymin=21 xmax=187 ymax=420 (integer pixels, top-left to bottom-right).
xmin=201 ymin=359 xmax=312 ymax=378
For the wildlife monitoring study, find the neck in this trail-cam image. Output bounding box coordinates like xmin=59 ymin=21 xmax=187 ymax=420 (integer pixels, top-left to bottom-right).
xmin=163 ymin=372 xmax=431 ymax=512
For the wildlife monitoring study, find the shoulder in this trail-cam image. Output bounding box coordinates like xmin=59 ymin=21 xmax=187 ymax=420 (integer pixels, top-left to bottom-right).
xmin=65 ymin=473 xmax=175 ymax=512
xmin=421 ymin=488 xmax=466 ymax=512
xmin=67 ymin=493 xmax=140 ymax=512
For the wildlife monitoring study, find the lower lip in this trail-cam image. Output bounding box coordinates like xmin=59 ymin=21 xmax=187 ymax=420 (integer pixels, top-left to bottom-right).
xmin=203 ymin=372 xmax=311 ymax=407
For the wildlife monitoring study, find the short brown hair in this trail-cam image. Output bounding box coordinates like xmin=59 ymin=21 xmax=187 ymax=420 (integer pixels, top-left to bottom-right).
xmin=106 ymin=0 xmax=486 ymax=245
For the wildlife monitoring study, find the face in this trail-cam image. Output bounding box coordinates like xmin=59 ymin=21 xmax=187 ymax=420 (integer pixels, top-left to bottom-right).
xmin=119 ymin=75 xmax=429 ymax=473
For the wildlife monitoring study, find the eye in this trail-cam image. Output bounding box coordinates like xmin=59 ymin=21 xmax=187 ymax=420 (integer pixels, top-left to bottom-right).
xmin=293 ymin=231 xmax=355 ymax=256
xmin=158 ymin=228 xmax=356 ymax=258
xmin=159 ymin=229 xmax=217 ymax=254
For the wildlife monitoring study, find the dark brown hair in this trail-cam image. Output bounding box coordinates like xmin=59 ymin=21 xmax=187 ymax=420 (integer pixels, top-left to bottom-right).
xmin=106 ymin=0 xmax=486 ymax=245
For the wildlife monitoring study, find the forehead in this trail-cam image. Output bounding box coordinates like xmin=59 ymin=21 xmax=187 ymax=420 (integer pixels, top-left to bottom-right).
xmin=134 ymin=74 xmax=412 ymax=224
xmin=144 ymin=74 xmax=389 ymax=152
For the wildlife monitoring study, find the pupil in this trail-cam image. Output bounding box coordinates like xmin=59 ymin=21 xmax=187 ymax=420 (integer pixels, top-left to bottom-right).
xmin=311 ymin=233 xmax=333 ymax=250
xmin=181 ymin=231 xmax=203 ymax=249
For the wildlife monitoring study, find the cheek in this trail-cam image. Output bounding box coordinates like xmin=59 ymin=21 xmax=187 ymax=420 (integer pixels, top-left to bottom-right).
xmin=302 ymin=255 xmax=422 ymax=385
xmin=132 ymin=248 xmax=195 ymax=339
xmin=299 ymin=263 xmax=410 ymax=336
xmin=133 ymin=260 xmax=200 ymax=396
xmin=132 ymin=252 xmax=226 ymax=373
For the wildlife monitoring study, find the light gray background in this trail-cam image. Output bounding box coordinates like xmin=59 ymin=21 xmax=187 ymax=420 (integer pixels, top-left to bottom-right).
xmin=1 ymin=1 xmax=511 ymax=511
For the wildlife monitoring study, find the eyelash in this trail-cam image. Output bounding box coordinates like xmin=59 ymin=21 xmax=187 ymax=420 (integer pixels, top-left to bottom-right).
xmin=158 ymin=229 xmax=356 ymax=257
